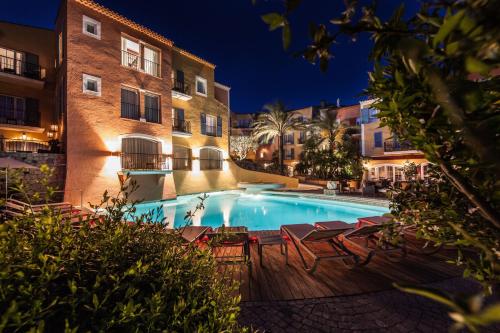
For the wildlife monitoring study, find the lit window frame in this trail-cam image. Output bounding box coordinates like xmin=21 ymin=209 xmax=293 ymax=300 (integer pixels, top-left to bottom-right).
xmin=82 ymin=73 xmax=101 ymax=96
xmin=195 ymin=76 xmax=208 ymax=97
xmin=82 ymin=15 xmax=101 ymax=40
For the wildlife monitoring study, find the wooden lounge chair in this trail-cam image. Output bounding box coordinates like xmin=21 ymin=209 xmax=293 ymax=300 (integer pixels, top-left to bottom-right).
xmin=281 ymin=223 xmax=358 ymax=274
xmin=356 ymin=216 xmax=443 ymax=256
xmin=317 ymin=222 xmax=407 ymax=265
xmin=178 ymin=226 xmax=211 ymax=243
xmin=204 ymin=226 xmax=252 ymax=277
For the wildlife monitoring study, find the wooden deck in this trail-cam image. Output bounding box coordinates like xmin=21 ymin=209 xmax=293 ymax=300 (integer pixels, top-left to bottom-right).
xmin=217 ymin=231 xmax=462 ymax=302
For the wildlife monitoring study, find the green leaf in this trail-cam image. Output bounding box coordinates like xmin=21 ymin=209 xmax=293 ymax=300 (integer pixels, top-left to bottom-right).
xmin=445 ymin=41 xmax=460 ymax=55
xmin=433 ymin=10 xmax=465 ymax=48
xmin=282 ymin=23 xmax=291 ymax=50
xmin=394 ymin=284 xmax=459 ymax=310
xmin=465 ymin=57 xmax=491 ymax=75
xmin=261 ymin=13 xmax=285 ymax=31
xmin=469 ymin=303 xmax=500 ymax=325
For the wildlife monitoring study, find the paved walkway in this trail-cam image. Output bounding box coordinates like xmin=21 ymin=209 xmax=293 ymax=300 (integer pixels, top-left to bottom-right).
xmin=239 ymin=277 xmax=500 ymax=332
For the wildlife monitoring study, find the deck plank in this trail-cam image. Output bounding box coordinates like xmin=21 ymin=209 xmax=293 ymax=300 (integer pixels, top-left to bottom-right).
xmin=214 ymin=231 xmax=462 ymax=301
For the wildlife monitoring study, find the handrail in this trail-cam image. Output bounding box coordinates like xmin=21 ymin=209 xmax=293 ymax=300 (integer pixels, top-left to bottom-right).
xmin=0 ymin=54 xmax=45 ymax=80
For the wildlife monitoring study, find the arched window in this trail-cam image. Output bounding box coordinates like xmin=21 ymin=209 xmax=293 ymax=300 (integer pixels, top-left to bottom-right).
xmin=121 ymin=137 xmax=166 ymax=170
xmin=200 ymin=147 xmax=222 ymax=170
xmin=173 ymin=145 xmax=191 ymax=170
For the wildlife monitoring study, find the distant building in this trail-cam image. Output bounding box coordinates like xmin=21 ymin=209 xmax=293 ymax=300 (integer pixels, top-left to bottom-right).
xmin=360 ymin=99 xmax=429 ymax=183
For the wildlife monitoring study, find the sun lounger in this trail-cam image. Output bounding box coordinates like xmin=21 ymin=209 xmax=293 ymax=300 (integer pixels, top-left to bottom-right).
xmin=281 ymin=223 xmax=358 ymax=274
xmin=357 ymin=216 xmax=443 ymax=256
xmin=178 ymin=225 xmax=211 ymax=243
xmin=317 ymin=221 xmax=407 ymax=265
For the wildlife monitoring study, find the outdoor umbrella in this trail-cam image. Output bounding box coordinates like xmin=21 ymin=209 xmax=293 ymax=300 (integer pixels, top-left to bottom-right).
xmin=0 ymin=157 xmax=37 ymax=201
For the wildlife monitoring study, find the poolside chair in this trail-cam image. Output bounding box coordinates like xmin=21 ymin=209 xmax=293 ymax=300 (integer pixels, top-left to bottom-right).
xmin=281 ymin=223 xmax=359 ymax=274
xmin=204 ymin=226 xmax=252 ymax=277
xmin=178 ymin=226 xmax=211 ymax=244
xmin=356 ymin=216 xmax=443 ymax=256
xmin=316 ymin=222 xmax=407 ymax=265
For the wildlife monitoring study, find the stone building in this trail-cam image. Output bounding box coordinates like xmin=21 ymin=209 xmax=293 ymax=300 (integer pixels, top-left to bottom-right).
xmin=0 ymin=0 xmax=297 ymax=206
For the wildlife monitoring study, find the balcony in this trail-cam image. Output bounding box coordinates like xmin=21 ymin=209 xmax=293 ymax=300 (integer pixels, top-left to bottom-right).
xmin=0 ymin=107 xmax=42 ymax=133
xmin=172 ymin=79 xmax=192 ymax=101
xmin=172 ymin=118 xmax=192 ymax=137
xmin=384 ymin=140 xmax=418 ymax=153
xmin=121 ymin=50 xmax=160 ymax=78
xmin=0 ymin=138 xmax=50 ymax=153
xmin=120 ymin=153 xmax=169 ymax=172
xmin=0 ymin=55 xmax=46 ymax=89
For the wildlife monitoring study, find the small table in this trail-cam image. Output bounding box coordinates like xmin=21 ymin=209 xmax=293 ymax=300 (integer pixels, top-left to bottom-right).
xmin=256 ymin=234 xmax=288 ymax=267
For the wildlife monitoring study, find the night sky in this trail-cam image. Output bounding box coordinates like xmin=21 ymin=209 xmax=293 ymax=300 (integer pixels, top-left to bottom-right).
xmin=1 ymin=0 xmax=418 ymax=113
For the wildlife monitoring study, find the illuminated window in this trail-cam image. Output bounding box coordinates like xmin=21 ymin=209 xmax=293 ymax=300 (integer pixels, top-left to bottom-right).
xmin=195 ymin=76 xmax=207 ymax=96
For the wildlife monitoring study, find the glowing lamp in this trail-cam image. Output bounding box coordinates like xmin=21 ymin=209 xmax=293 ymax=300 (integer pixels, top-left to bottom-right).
xmin=50 ymin=124 xmax=59 ymax=132
xmin=21 ymin=133 xmax=27 ymax=141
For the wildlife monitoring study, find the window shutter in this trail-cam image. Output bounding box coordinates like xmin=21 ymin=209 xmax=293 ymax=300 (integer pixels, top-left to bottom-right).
xmin=200 ymin=113 xmax=206 ymax=135
xmin=176 ymin=70 xmax=184 ymax=84
xmin=176 ymin=108 xmax=184 ymax=120
xmin=25 ymin=98 xmax=40 ymax=127
xmin=216 ymin=115 xmax=222 ymax=137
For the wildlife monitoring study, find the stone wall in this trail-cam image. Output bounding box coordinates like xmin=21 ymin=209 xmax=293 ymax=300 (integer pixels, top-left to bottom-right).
xmin=0 ymin=152 xmax=66 ymax=202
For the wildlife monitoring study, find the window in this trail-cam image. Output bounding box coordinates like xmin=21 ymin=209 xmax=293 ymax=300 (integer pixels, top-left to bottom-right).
xmin=361 ymin=107 xmax=379 ymax=124
xmin=374 ymin=132 xmax=383 ymax=148
xmin=284 ymin=132 xmax=294 ymax=144
xmin=83 ymin=15 xmax=101 ymax=39
xmin=82 ymin=74 xmax=101 ymax=96
xmin=0 ymin=47 xmax=24 ymax=75
xmin=121 ymin=137 xmax=165 ymax=170
xmin=200 ymin=148 xmax=222 ymax=170
xmin=0 ymin=95 xmax=25 ymax=124
xmin=144 ymin=94 xmax=160 ymax=123
xmin=121 ymin=88 xmax=139 ymax=120
xmin=195 ymin=76 xmax=207 ymax=96
xmin=121 ymin=36 xmax=160 ymax=77
xmin=206 ymin=114 xmax=216 ymax=135
xmin=173 ymin=145 xmax=191 ymax=170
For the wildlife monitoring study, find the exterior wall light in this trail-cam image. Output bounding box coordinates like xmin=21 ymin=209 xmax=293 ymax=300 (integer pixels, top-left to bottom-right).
xmin=21 ymin=133 xmax=27 ymax=141
xmin=50 ymin=124 xmax=59 ymax=132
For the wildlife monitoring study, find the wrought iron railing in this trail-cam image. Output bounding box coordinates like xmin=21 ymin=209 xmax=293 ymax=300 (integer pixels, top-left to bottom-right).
xmin=200 ymin=158 xmax=223 ymax=170
xmin=172 ymin=118 xmax=191 ymax=134
xmin=384 ymin=140 xmax=415 ymax=152
xmin=120 ymin=102 xmax=140 ymax=120
xmin=0 ymin=139 xmax=50 ymax=153
xmin=0 ymin=107 xmax=41 ymax=127
xmin=172 ymin=79 xmax=190 ymax=95
xmin=172 ymin=157 xmax=191 ymax=170
xmin=121 ymin=50 xmax=160 ymax=77
xmin=120 ymin=153 xmax=169 ymax=171
xmin=145 ymin=106 xmax=160 ymax=123
xmin=0 ymin=55 xmax=45 ymax=80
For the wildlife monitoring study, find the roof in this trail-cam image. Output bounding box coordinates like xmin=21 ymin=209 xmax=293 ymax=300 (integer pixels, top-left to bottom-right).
xmin=75 ymin=0 xmax=215 ymax=68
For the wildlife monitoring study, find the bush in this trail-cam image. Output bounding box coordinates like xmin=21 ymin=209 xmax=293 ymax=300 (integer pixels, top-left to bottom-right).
xmin=0 ymin=173 xmax=244 ymax=332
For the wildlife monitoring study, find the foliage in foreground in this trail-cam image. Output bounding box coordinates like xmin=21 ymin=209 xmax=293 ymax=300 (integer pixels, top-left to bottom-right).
xmin=0 ymin=171 xmax=244 ymax=332
xmin=258 ymin=0 xmax=499 ymax=331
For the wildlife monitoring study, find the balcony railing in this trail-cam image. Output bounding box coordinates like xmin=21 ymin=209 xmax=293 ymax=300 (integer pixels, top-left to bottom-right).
xmin=120 ymin=153 xmax=169 ymax=171
xmin=384 ymin=140 xmax=415 ymax=152
xmin=172 ymin=118 xmax=191 ymax=134
xmin=0 ymin=55 xmax=45 ymax=80
xmin=121 ymin=50 xmax=160 ymax=77
xmin=172 ymin=80 xmax=190 ymax=95
xmin=145 ymin=106 xmax=160 ymax=124
xmin=121 ymin=102 xmax=140 ymax=120
xmin=0 ymin=107 xmax=41 ymax=128
xmin=0 ymin=139 xmax=50 ymax=153
xmin=200 ymin=158 xmax=223 ymax=170
xmin=173 ymin=157 xmax=191 ymax=170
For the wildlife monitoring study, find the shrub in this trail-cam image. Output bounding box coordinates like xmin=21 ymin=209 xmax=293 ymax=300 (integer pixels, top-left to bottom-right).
xmin=0 ymin=172 xmax=244 ymax=332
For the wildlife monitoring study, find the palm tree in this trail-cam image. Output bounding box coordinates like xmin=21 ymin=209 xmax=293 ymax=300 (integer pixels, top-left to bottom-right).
xmin=311 ymin=109 xmax=342 ymax=153
xmin=252 ymin=101 xmax=301 ymax=175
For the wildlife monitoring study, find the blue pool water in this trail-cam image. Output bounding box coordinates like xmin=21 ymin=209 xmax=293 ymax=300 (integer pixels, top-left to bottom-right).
xmin=132 ymin=191 xmax=389 ymax=231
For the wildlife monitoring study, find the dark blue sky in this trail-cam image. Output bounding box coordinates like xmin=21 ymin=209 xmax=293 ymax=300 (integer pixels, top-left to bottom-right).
xmin=1 ymin=0 xmax=417 ymax=113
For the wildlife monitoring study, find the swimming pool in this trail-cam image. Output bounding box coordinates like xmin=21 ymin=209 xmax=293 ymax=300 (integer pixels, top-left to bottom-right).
xmin=132 ymin=191 xmax=389 ymax=231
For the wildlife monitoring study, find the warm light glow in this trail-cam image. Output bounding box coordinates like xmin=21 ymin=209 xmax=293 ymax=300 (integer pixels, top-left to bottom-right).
xmin=191 ymin=147 xmax=200 ymax=158
xmin=163 ymin=143 xmax=172 ymax=155
xmin=104 ymin=139 xmax=120 ymax=153
xmin=103 ymin=156 xmax=121 ymax=176
xmin=21 ymin=133 xmax=27 ymax=141
xmin=222 ymin=160 xmax=229 ymax=172
xmin=50 ymin=124 xmax=59 ymax=132
xmin=222 ymin=150 xmax=229 ymax=159
xmin=192 ymin=159 xmax=200 ymax=174
xmin=47 ymin=131 xmax=54 ymax=139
